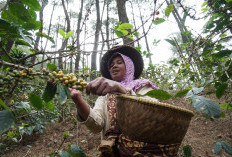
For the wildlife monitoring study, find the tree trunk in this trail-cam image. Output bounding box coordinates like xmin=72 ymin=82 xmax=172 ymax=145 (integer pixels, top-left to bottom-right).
xmin=116 ymin=0 xmax=133 ymax=46
xmin=32 ymin=1 xmax=46 ymax=64
xmin=91 ymin=0 xmax=101 ymax=80
xmin=166 ymin=0 xmax=189 ymax=43
xmin=130 ymin=1 xmax=140 ymax=47
xmin=75 ymin=0 xmax=84 ymax=74
xmin=106 ymin=0 xmax=110 ymax=49
xmin=58 ymin=0 xmax=71 ymax=70
xmin=44 ymin=2 xmax=56 ymax=51
xmin=138 ymin=4 xmax=152 ymax=64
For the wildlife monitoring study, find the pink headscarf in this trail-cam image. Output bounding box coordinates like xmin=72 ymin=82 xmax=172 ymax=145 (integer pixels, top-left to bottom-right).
xmin=109 ymin=53 xmax=158 ymax=92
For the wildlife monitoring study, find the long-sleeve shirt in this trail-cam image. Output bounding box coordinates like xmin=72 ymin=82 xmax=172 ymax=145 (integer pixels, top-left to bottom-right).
xmin=77 ymin=85 xmax=157 ymax=139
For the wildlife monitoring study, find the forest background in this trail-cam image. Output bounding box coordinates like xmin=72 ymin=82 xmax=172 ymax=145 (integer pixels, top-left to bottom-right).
xmin=0 ymin=0 xmax=232 ymax=156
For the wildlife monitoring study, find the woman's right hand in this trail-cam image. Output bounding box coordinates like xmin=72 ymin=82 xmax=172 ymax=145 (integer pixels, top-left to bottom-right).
xmin=70 ymin=86 xmax=90 ymax=121
xmin=86 ymin=77 xmax=128 ymax=96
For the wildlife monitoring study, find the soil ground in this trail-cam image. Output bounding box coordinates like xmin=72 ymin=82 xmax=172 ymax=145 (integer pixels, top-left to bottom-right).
xmin=1 ymin=93 xmax=232 ymax=157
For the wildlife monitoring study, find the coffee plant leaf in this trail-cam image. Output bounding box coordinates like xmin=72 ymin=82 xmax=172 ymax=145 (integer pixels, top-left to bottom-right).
xmin=174 ymin=88 xmax=191 ymax=97
xmin=118 ymin=23 xmax=133 ymax=29
xmin=58 ymin=29 xmax=66 ymax=38
xmin=214 ymin=142 xmax=222 ymax=154
xmin=18 ymin=0 xmax=42 ymax=11
xmin=65 ymin=31 xmax=74 ymax=39
xmin=68 ymin=144 xmax=86 ymax=157
xmin=58 ymin=150 xmax=71 ymax=157
xmin=0 ymin=98 xmax=10 ymax=111
xmin=44 ymin=100 xmax=55 ymax=112
xmin=216 ymin=83 xmax=228 ymax=99
xmin=0 ymin=110 xmax=14 ymax=131
xmin=47 ymin=63 xmax=57 ymax=71
xmin=144 ymin=89 xmax=172 ymax=100
xmin=29 ymin=93 xmax=43 ymax=110
xmin=185 ymin=87 xmax=204 ymax=98
xmin=57 ymin=83 xmax=67 ymax=105
xmin=165 ymin=4 xmax=174 ymax=17
xmin=191 ymin=95 xmax=221 ymax=118
xmin=8 ymin=3 xmax=33 ymax=23
xmin=221 ymin=142 xmax=232 ymax=155
xmin=42 ymin=82 xmax=57 ymax=103
xmin=153 ymin=18 xmax=165 ymax=25
xmin=64 ymin=85 xmax=71 ymax=99
xmin=183 ymin=145 xmax=192 ymax=157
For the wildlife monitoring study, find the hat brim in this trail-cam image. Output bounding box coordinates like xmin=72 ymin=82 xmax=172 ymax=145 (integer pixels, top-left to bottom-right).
xmin=100 ymin=45 xmax=144 ymax=80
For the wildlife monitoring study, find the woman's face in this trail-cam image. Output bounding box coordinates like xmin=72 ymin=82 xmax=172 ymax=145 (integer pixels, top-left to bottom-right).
xmin=109 ymin=56 xmax=126 ymax=81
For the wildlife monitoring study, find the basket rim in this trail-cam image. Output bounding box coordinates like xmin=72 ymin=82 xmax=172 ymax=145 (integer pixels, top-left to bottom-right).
xmin=116 ymin=94 xmax=194 ymax=117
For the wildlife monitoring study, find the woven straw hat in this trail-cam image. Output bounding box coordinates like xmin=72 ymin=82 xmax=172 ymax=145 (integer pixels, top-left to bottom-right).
xmin=116 ymin=95 xmax=194 ymax=144
xmin=100 ymin=45 xmax=144 ymax=79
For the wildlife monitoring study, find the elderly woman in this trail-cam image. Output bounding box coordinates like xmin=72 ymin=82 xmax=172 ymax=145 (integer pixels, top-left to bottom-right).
xmin=70 ymin=45 xmax=179 ymax=156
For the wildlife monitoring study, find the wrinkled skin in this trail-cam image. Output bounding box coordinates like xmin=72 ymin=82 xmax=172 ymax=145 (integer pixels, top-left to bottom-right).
xmin=70 ymin=56 xmax=128 ymax=121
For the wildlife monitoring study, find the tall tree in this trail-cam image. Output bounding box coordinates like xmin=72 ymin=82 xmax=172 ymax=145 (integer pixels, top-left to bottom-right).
xmin=138 ymin=4 xmax=152 ymax=64
xmin=91 ymin=0 xmax=101 ymax=80
xmin=32 ymin=0 xmax=48 ymax=64
xmin=58 ymin=0 xmax=71 ymax=69
xmin=74 ymin=0 xmax=84 ymax=73
xmin=116 ymin=0 xmax=133 ymax=46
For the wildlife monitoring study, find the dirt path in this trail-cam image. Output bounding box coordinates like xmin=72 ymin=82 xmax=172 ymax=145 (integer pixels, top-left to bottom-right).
xmin=2 ymin=95 xmax=232 ymax=157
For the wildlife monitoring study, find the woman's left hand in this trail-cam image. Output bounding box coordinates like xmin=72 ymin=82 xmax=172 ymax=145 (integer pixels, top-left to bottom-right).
xmin=86 ymin=77 xmax=127 ymax=96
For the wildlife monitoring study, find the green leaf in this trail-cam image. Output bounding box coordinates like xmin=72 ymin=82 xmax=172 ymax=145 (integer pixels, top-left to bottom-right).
xmin=18 ymin=0 xmax=42 ymax=11
xmin=175 ymin=88 xmax=191 ymax=97
xmin=28 ymin=93 xmax=43 ymax=110
xmin=42 ymin=82 xmax=57 ymax=103
xmin=191 ymin=95 xmax=222 ymax=118
xmin=44 ymin=100 xmax=55 ymax=112
xmin=0 ymin=110 xmax=14 ymax=131
xmin=63 ymin=131 xmax=70 ymax=138
xmin=221 ymin=142 xmax=232 ymax=155
xmin=47 ymin=63 xmax=57 ymax=71
xmin=220 ymin=104 xmax=228 ymax=109
xmin=120 ymin=29 xmax=129 ymax=35
xmin=68 ymin=144 xmax=86 ymax=157
xmin=8 ymin=3 xmax=33 ymax=22
xmin=64 ymin=85 xmax=71 ymax=99
xmin=127 ymin=34 xmax=133 ymax=40
xmin=214 ymin=142 xmax=222 ymax=154
xmin=165 ymin=39 xmax=176 ymax=46
xmin=165 ymin=4 xmax=174 ymax=17
xmin=213 ymin=50 xmax=232 ymax=58
xmin=133 ymin=32 xmax=139 ymax=37
xmin=58 ymin=29 xmax=66 ymax=38
xmin=144 ymin=89 xmax=172 ymax=100
xmin=0 ymin=19 xmax=12 ymax=34
xmin=221 ymin=33 xmax=227 ymax=38
xmin=0 ymin=98 xmax=10 ymax=111
xmin=118 ymin=23 xmax=133 ymax=29
xmin=58 ymin=150 xmax=71 ymax=157
xmin=115 ymin=30 xmax=124 ymax=37
xmin=22 ymin=21 xmax=41 ymax=30
xmin=183 ymin=145 xmax=192 ymax=157
xmin=153 ymin=18 xmax=165 ymax=25
xmin=216 ymin=83 xmax=228 ymax=99
xmin=15 ymin=40 xmax=32 ymax=47
xmin=65 ymin=31 xmax=74 ymax=38
xmin=181 ymin=31 xmax=192 ymax=36
xmin=57 ymin=83 xmax=67 ymax=105
xmin=186 ymin=87 xmax=204 ymax=98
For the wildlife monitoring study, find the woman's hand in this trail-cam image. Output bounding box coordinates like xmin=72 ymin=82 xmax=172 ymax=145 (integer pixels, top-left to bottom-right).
xmin=86 ymin=77 xmax=128 ymax=96
xmin=70 ymin=86 xmax=90 ymax=121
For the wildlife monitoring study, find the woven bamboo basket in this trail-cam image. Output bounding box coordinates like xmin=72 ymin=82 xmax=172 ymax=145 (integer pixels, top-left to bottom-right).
xmin=116 ymin=95 xmax=194 ymax=144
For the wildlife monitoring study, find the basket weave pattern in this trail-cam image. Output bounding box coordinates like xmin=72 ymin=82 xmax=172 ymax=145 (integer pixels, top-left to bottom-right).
xmin=116 ymin=95 xmax=194 ymax=144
